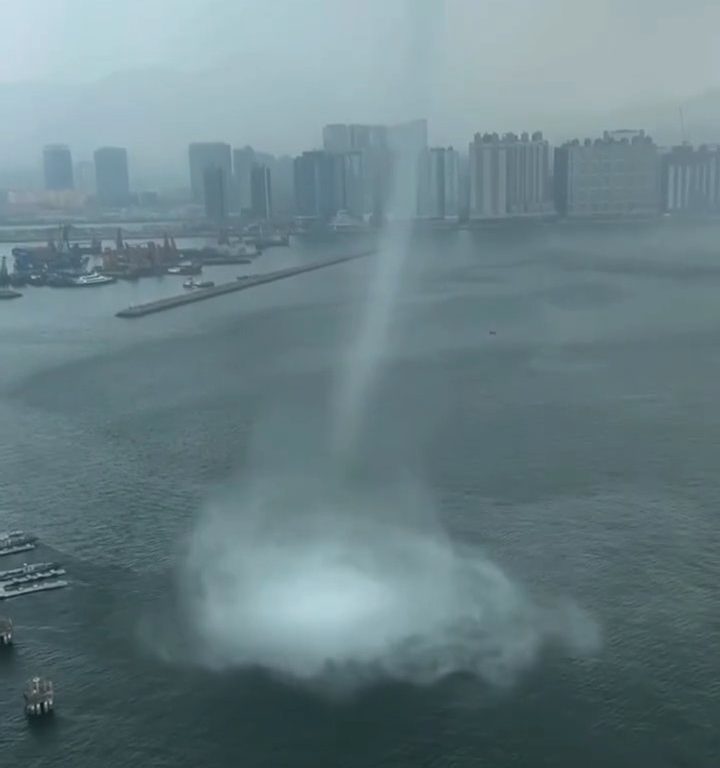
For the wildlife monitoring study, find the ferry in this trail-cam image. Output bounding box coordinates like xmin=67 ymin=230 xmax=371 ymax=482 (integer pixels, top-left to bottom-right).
xmin=0 ymin=532 xmax=37 ymax=557
xmin=167 ymin=262 xmax=202 ymax=276
xmin=72 ymin=273 xmax=116 ymax=287
xmin=0 ymin=579 xmax=68 ymax=601
xmin=0 ymin=562 xmax=66 ymax=586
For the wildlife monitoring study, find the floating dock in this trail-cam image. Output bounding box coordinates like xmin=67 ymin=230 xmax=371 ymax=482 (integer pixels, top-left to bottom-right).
xmin=116 ymin=251 xmax=374 ymax=318
xmin=0 ymin=531 xmax=37 ymax=558
xmin=0 ymin=579 xmax=68 ymax=601
xmin=0 ymin=563 xmax=66 ymax=587
xmin=24 ymin=677 xmax=54 ymax=717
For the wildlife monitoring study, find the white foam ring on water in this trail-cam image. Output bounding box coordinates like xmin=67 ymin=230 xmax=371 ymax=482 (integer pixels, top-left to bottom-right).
xmin=179 ymin=478 xmax=599 ymax=689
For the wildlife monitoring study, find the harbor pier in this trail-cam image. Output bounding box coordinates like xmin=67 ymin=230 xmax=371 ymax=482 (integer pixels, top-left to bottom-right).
xmin=116 ymin=250 xmax=374 ymax=318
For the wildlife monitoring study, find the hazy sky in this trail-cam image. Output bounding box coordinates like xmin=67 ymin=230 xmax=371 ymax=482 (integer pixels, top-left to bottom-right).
xmin=3 ymin=0 xmax=719 ymax=97
xmin=1 ymin=0 xmax=720 ymax=176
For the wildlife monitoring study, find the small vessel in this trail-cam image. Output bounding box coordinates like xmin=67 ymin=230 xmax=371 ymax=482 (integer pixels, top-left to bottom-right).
xmin=0 ymin=578 xmax=68 ymax=601
xmin=0 ymin=562 xmax=66 ymax=586
xmin=72 ymin=273 xmax=116 ymax=287
xmin=27 ymin=273 xmax=47 ymax=287
xmin=0 ymin=616 xmax=12 ymax=645
xmin=183 ymin=278 xmax=195 ymax=289
xmin=0 ymin=532 xmax=37 ymax=557
xmin=24 ymin=677 xmax=54 ymax=717
xmin=0 ymin=289 xmax=22 ymax=300
xmin=168 ymin=261 xmax=202 ymax=276
xmin=194 ymin=280 xmax=215 ymax=289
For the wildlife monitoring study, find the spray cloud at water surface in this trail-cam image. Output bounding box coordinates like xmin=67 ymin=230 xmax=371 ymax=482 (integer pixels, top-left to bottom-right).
xmin=180 ymin=473 xmax=598 ymax=689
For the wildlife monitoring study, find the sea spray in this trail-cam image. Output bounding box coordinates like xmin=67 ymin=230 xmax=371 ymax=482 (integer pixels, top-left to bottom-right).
xmin=178 ymin=475 xmax=599 ymax=689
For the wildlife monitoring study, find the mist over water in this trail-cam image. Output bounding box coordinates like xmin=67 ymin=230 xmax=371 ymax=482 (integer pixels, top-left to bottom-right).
xmin=172 ymin=0 xmax=600 ymax=690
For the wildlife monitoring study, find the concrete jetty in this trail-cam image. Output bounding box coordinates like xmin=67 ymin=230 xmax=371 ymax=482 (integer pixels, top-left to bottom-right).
xmin=116 ymin=250 xmax=374 ymax=318
xmin=0 ymin=616 xmax=12 ymax=645
xmin=24 ymin=677 xmax=54 ymax=716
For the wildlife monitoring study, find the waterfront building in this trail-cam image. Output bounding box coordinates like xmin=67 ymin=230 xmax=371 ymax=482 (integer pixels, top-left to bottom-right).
xmin=338 ymin=150 xmax=366 ymax=219
xmin=322 ymin=121 xmax=426 ymax=219
xmin=468 ymin=133 xmax=507 ymax=219
xmin=293 ymin=150 xmax=338 ymax=220
xmin=387 ymin=119 xmax=428 ymax=219
xmin=188 ymin=142 xmax=231 ymax=205
xmin=418 ymin=147 xmax=460 ymax=219
xmin=232 ymin=146 xmax=255 ymax=213
xmin=468 ymin=131 xmax=552 ymax=219
xmin=662 ymin=144 xmax=720 ymax=213
xmin=94 ymin=147 xmax=130 ymax=206
xmin=554 ymin=130 xmax=660 ymax=218
xmin=203 ymin=166 xmax=226 ymax=222
xmin=43 ymin=144 xmax=74 ymax=191
xmin=250 ymin=163 xmax=272 ymax=220
xmin=505 ymin=132 xmax=553 ymax=215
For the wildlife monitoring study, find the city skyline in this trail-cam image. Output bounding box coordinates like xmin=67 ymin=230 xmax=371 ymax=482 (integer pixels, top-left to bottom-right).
xmin=2 ymin=0 xmax=720 ymax=179
xmin=7 ymin=119 xmax=720 ymax=223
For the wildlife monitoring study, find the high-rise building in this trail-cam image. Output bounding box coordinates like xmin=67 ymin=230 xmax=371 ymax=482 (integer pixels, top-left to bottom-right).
xmin=232 ymin=146 xmax=255 ymax=213
xmin=469 ymin=133 xmax=508 ymax=219
xmin=43 ymin=145 xmax=74 ymax=191
xmin=418 ymin=147 xmax=460 ymax=219
xmin=250 ymin=163 xmax=272 ymax=220
xmin=321 ymin=120 xmax=426 ymax=219
xmin=203 ymin=166 xmax=226 ymax=222
xmin=554 ymin=130 xmax=660 ymax=217
xmin=469 ymin=131 xmax=553 ymax=219
xmin=293 ymin=151 xmax=338 ymax=219
xmin=662 ymin=144 xmax=720 ymax=213
xmin=505 ymin=132 xmax=553 ymax=215
xmin=338 ymin=151 xmax=366 ymax=219
xmin=188 ymin=142 xmax=232 ymax=204
xmin=387 ymin=119 xmax=428 ymax=219
xmin=269 ymin=155 xmax=296 ymax=218
xmin=94 ymin=147 xmax=130 ymax=206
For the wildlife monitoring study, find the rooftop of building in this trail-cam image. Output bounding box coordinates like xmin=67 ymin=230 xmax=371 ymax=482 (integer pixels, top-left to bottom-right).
xmin=561 ymin=130 xmax=655 ymax=148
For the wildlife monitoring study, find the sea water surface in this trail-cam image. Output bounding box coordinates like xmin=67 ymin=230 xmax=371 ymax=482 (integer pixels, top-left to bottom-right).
xmin=0 ymin=225 xmax=718 ymax=767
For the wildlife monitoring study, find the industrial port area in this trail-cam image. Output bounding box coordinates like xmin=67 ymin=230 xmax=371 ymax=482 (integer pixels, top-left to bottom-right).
xmin=0 ymin=222 xmax=334 ymax=313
